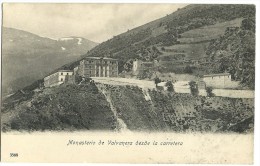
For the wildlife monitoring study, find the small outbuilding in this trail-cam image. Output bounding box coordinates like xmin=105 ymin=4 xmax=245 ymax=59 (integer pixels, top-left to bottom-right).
xmin=203 ymin=73 xmax=236 ymax=89
xmin=44 ymin=70 xmax=73 ymax=87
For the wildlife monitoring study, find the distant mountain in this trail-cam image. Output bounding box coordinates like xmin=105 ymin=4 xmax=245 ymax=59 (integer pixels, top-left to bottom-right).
xmin=2 ymin=27 xmax=98 ymax=95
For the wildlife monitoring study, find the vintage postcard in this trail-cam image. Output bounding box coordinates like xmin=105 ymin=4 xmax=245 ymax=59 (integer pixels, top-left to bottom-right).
xmin=0 ymin=2 xmax=257 ymax=164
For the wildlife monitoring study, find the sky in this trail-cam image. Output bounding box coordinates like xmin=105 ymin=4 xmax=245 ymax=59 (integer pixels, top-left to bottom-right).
xmin=3 ymin=3 xmax=187 ymax=43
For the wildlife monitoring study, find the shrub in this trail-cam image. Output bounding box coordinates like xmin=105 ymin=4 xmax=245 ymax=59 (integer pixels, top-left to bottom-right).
xmin=165 ymin=81 xmax=174 ymax=92
xmin=206 ymin=87 xmax=215 ymax=97
xmin=161 ymin=47 xmax=165 ymax=51
xmin=75 ymin=74 xmax=82 ymax=84
xmin=154 ymin=77 xmax=161 ymax=87
xmin=184 ymin=65 xmax=193 ymax=74
xmin=85 ymin=77 xmax=93 ymax=82
xmin=189 ymin=81 xmax=199 ymax=96
xmin=137 ymin=69 xmax=153 ymax=79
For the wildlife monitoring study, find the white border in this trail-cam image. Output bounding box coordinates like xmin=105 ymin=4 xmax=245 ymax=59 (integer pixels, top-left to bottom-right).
xmin=0 ymin=0 xmax=259 ymax=166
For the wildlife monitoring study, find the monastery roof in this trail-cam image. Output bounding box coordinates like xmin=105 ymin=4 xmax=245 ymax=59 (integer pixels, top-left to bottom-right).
xmin=58 ymin=70 xmax=73 ymax=72
xmin=84 ymin=57 xmax=118 ymax=61
xmin=44 ymin=70 xmax=73 ymax=79
xmin=141 ymin=62 xmax=153 ymax=64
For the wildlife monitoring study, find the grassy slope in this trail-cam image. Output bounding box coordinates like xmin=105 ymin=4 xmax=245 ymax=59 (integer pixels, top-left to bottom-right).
xmin=179 ymin=18 xmax=243 ymax=43
xmin=1 ymin=84 xmax=114 ymax=131
xmin=159 ymin=18 xmax=243 ymax=59
xmin=156 ymin=18 xmax=243 ymax=73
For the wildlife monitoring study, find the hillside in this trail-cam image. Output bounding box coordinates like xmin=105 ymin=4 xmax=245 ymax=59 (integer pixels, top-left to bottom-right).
xmin=82 ymin=4 xmax=254 ymax=62
xmin=205 ymin=18 xmax=255 ymax=89
xmin=2 ymin=27 xmax=98 ymax=96
xmin=55 ymin=4 xmax=255 ymax=88
xmin=1 ymin=83 xmax=254 ymax=133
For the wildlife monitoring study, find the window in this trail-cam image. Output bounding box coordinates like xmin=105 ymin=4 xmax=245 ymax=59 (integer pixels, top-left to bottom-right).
xmin=67 ymin=73 xmax=69 ymax=75
xmin=61 ymin=78 xmax=63 ymax=81
xmin=61 ymin=73 xmax=63 ymax=75
xmin=89 ymin=66 xmax=92 ymax=69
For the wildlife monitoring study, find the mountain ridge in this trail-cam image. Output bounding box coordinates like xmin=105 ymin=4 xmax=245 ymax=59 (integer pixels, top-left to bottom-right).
xmin=2 ymin=27 xmax=98 ymax=95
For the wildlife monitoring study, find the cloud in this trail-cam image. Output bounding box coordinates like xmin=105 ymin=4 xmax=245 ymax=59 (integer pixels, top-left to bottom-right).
xmin=3 ymin=3 xmax=187 ymax=43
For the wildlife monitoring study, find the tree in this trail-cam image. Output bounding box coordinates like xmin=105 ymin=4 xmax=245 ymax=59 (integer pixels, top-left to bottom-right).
xmin=184 ymin=65 xmax=193 ymax=74
xmin=241 ymin=18 xmax=255 ymax=32
xmin=206 ymin=87 xmax=215 ymax=97
xmin=189 ymin=81 xmax=199 ymax=96
xmin=75 ymin=73 xmax=82 ymax=84
xmin=161 ymin=47 xmax=165 ymax=51
xmin=165 ymin=81 xmax=174 ymax=92
xmin=154 ymin=77 xmax=161 ymax=87
xmin=137 ymin=69 xmax=153 ymax=79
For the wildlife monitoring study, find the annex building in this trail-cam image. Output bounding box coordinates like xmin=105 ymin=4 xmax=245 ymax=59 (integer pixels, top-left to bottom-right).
xmin=132 ymin=59 xmax=158 ymax=75
xmin=203 ymin=73 xmax=239 ymax=89
xmin=44 ymin=70 xmax=73 ymax=87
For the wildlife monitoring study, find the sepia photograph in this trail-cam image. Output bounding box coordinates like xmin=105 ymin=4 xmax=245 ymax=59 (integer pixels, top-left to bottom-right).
xmin=0 ymin=1 xmax=258 ymax=164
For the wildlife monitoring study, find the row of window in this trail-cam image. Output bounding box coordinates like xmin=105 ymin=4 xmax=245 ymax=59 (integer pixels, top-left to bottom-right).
xmin=89 ymin=71 xmax=117 ymax=75
xmin=60 ymin=72 xmax=71 ymax=75
xmin=87 ymin=66 xmax=116 ymax=70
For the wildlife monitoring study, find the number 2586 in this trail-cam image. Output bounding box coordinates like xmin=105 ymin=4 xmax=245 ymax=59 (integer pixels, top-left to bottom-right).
xmin=10 ymin=153 xmax=18 ymax=157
